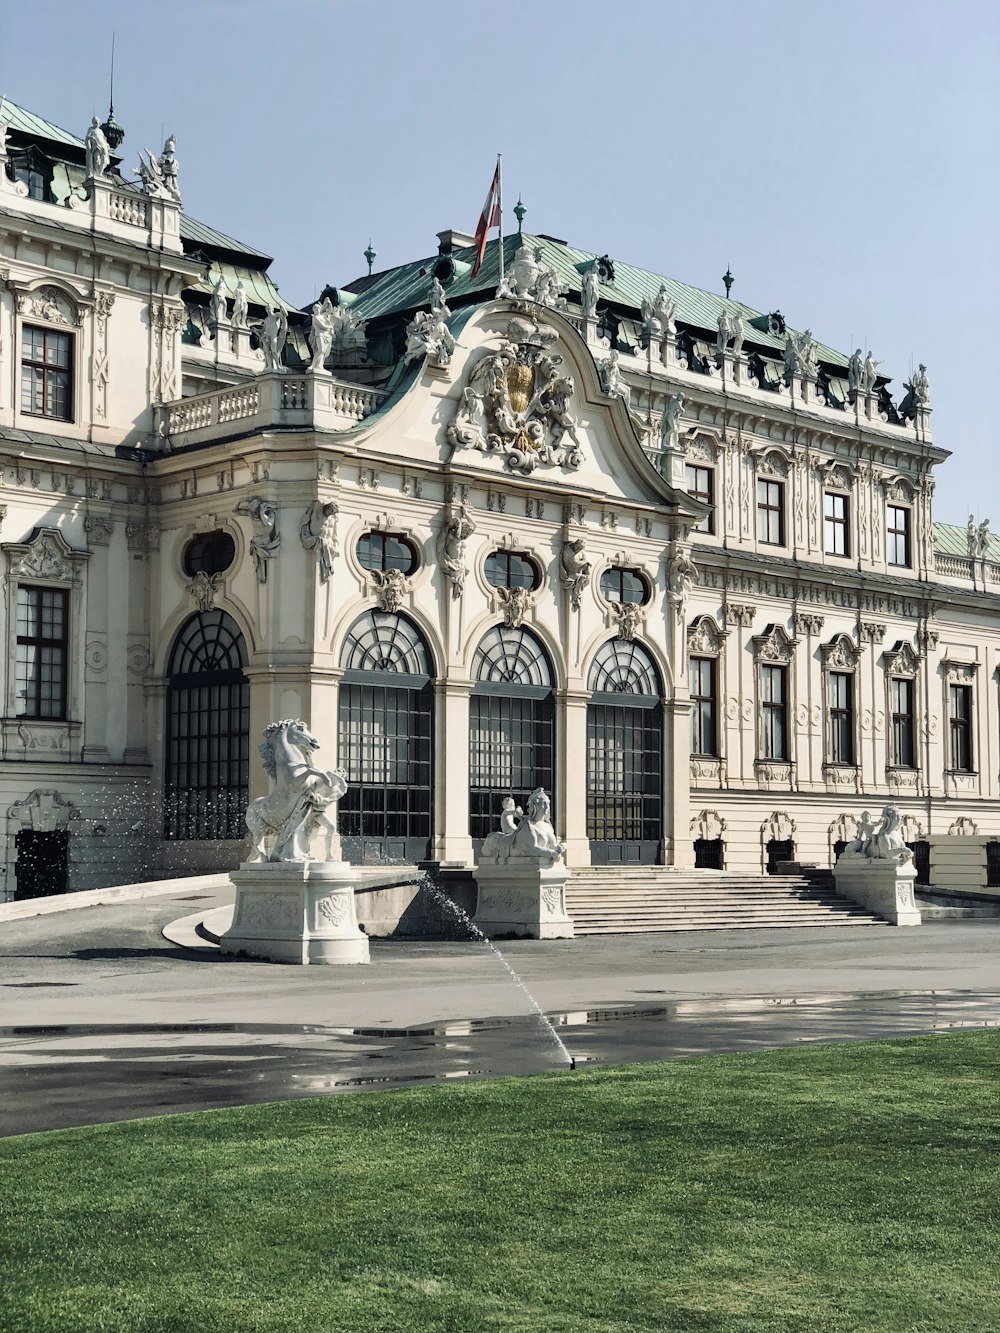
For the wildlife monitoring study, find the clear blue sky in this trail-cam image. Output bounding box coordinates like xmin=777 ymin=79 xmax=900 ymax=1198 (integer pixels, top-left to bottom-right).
xmin=3 ymin=0 xmax=997 ymax=525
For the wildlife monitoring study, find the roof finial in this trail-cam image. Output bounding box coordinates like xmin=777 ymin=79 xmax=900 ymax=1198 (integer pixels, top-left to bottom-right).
xmin=364 ymin=239 xmax=376 ymax=276
xmin=723 ymin=265 xmax=734 ymax=298
xmin=100 ymin=33 xmax=125 ymax=152
xmin=514 ymin=195 xmax=526 ymax=237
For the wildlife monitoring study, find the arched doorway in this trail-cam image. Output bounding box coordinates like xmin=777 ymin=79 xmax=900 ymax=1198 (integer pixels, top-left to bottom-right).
xmin=337 ymin=610 xmax=434 ymax=864
xmin=469 ymin=625 xmax=555 ymax=851
xmin=586 ymin=639 xmax=663 ymax=865
xmin=164 ymin=611 xmax=250 ymax=841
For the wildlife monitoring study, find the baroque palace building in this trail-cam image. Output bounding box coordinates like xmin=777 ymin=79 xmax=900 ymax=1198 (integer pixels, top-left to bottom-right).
xmin=0 ymin=97 xmax=997 ymax=902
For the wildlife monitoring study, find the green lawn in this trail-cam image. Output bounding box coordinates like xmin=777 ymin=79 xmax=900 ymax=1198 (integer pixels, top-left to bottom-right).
xmin=2 ymin=1032 xmax=1000 ymax=1332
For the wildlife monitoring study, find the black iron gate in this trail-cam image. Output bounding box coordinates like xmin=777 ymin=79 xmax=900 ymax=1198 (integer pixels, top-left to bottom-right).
xmin=766 ymin=838 xmax=794 ymax=874
xmin=469 ymin=686 xmax=554 ymax=849
xmin=586 ymin=698 xmax=663 ymax=865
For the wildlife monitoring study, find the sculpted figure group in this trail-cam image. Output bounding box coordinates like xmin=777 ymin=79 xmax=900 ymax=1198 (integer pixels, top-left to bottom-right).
xmin=839 ymin=806 xmax=914 ymax=866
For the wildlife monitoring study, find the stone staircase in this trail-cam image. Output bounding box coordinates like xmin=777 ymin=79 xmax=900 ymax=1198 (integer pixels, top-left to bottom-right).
xmin=566 ymin=867 xmax=887 ymax=934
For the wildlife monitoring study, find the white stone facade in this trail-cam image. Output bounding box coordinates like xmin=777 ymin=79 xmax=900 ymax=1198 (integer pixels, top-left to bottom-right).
xmin=0 ymin=100 xmax=998 ymax=901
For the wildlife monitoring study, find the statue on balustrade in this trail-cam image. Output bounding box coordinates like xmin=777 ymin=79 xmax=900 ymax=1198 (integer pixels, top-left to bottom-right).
xmin=85 ymin=117 xmax=111 ymax=179
xmin=232 ymin=281 xmax=249 ymax=330
xmin=258 ymin=306 xmax=288 ymax=372
xmin=308 ymin=298 xmax=335 ymax=372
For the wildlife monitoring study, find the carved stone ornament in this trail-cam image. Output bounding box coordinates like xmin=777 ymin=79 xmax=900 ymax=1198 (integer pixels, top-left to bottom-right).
xmin=559 ymin=538 xmax=591 ymax=611
xmin=8 ymin=788 xmax=79 ymax=832
xmin=687 ymin=614 xmax=726 ymax=656
xmin=84 ymin=516 xmax=115 ymax=548
xmin=189 ymin=570 xmax=219 ymax=613
xmin=437 ymin=499 xmax=476 ymax=599
xmin=762 ymin=811 xmax=795 ymax=843
xmin=496 ymin=244 xmax=568 ymax=310
xmin=793 ymin=612 xmax=824 ymax=636
xmin=836 ymin=805 xmax=914 ymax=867
xmin=821 ymin=633 xmax=860 ymax=670
xmin=942 ymin=658 xmax=978 ymax=684
xmin=667 ymin=549 xmax=697 ymax=622
xmin=300 ymin=500 xmax=339 ymax=583
xmin=496 ymin=585 xmax=533 ymax=629
xmin=724 ymin=602 xmax=756 ymax=629
xmin=370 ymin=568 xmax=411 ymax=613
xmin=752 ymin=446 xmax=790 ymax=479
xmin=235 ymin=496 xmax=280 ymax=583
xmin=690 ymin=808 xmax=726 ymax=841
xmin=949 ymin=816 xmax=979 ymax=836
xmin=598 ymin=351 xmax=629 ymax=402
xmin=21 ymin=285 xmax=78 ymax=327
xmin=246 ymin=719 xmax=348 ymax=864
xmin=2 ymin=527 xmax=88 ymax=584
xmin=480 ymin=788 xmax=566 ymax=868
xmin=404 ymin=303 xmax=456 ymax=370
xmin=611 ymin=601 xmax=644 ymax=642
xmin=752 ymin=624 xmax=796 ymax=663
xmin=446 ymin=318 xmax=585 ymax=475
xmin=885 ymin=637 xmax=922 ymax=677
xmin=858 ymin=621 xmax=886 ymax=644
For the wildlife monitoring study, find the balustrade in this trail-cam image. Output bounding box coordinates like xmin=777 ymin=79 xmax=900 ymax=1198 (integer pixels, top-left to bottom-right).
xmin=108 ymin=189 xmax=148 ymax=227
xmin=161 ymin=373 xmax=385 ymax=444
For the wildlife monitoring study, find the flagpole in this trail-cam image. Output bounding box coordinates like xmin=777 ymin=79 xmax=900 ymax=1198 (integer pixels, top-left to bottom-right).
xmin=497 ymin=152 xmax=504 ymax=286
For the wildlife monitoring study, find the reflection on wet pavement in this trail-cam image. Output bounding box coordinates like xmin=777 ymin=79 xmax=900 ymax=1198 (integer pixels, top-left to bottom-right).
xmin=3 ymin=988 xmax=1000 ymax=1137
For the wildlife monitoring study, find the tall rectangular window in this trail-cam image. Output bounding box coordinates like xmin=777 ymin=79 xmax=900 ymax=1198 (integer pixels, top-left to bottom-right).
xmin=890 ymin=678 xmax=915 ymax=768
xmin=15 ymin=586 xmax=69 ymax=719
xmin=686 ymin=464 xmax=714 ymax=534
xmin=690 ymin=657 xmax=717 ymax=756
xmin=757 ymin=479 xmax=784 ymax=545
xmin=761 ymin=664 xmax=787 ymax=760
xmin=824 ymin=492 xmax=850 ymax=556
xmin=828 ymin=672 xmax=854 ymax=764
xmin=21 ymin=326 xmax=73 ymax=421
xmin=948 ymin=684 xmax=973 ymax=772
xmin=887 ymin=506 xmax=912 ymax=567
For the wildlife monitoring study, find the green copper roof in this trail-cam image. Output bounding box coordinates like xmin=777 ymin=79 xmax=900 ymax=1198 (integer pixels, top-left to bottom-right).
xmin=1 ymin=100 xmax=87 ymax=152
xmin=179 ymin=215 xmax=272 ymax=265
xmin=934 ymin=521 xmax=1000 ymax=563
xmin=343 ymin=233 xmax=850 ymax=370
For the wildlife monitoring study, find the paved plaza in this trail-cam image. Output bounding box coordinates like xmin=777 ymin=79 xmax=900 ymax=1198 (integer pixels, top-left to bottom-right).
xmin=3 ymin=881 xmax=1000 ymax=1137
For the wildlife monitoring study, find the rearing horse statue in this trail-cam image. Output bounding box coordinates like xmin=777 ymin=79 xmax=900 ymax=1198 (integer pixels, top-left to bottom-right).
xmin=245 ymin=719 xmax=348 ymax=863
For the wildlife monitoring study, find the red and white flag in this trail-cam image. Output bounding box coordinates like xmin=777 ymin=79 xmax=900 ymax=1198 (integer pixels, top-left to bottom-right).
xmin=471 ymin=162 xmax=501 ymax=278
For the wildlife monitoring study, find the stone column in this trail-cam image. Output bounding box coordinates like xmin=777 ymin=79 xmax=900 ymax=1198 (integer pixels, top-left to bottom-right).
xmin=664 ymin=697 xmax=694 ymax=867
xmin=433 ymin=680 xmax=474 ymax=865
xmin=560 ymin=689 xmax=591 ymax=868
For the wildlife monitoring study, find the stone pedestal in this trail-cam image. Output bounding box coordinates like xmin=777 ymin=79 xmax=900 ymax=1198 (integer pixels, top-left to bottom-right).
xmin=833 ymin=858 xmax=921 ymax=926
xmin=472 ymin=862 xmax=574 ymax=939
xmin=221 ymin=861 xmax=370 ymax=964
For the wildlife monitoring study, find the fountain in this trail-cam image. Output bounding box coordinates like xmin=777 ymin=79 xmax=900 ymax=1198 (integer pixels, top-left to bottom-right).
xmin=220 ymin=719 xmax=370 ymax=964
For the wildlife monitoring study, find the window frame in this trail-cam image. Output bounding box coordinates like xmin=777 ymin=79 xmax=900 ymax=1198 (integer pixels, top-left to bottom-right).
xmin=827 ymin=669 xmax=854 ymax=766
xmin=947 ymin=682 xmax=974 ymax=773
xmin=756 ymin=478 xmax=784 ymax=546
xmin=15 ymin=584 xmax=70 ymax=720
xmin=890 ymin=676 xmax=917 ymax=769
xmin=599 ymin=566 xmax=650 ymax=606
xmin=484 ymin=549 xmax=540 ymax=592
xmin=823 ymin=491 xmax=850 ymax=558
xmin=685 ymin=463 xmax=715 ymax=534
xmin=356 ymin=531 xmax=419 ymax=576
xmin=886 ymin=505 xmax=912 ymax=568
xmin=760 ymin=663 xmax=788 ymax=761
xmin=689 ymin=655 xmax=718 ymax=757
xmin=20 ymin=323 xmax=74 ymax=423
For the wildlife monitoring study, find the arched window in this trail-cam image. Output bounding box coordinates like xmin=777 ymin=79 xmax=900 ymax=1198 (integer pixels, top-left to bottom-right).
xmin=586 ymin=639 xmax=663 ymax=864
xmin=469 ymin=626 xmax=555 ymax=846
xmin=338 ymin=610 xmax=434 ymax=863
xmin=165 ymin=611 xmax=249 ymax=840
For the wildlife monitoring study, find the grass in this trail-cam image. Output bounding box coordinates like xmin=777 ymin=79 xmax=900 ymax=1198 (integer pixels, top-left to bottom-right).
xmin=2 ymin=1032 xmax=1000 ymax=1332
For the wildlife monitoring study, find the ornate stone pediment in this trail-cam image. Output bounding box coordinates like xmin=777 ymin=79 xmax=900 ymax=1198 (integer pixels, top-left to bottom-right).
xmin=447 ymin=318 xmax=585 ymax=476
xmin=687 ymin=613 xmax=727 ymax=656
xmin=752 ymin=623 xmax=796 ymax=663
xmin=15 ymin=283 xmax=81 ymax=326
xmin=941 ymin=657 xmax=978 ymax=684
xmin=2 ymin=526 xmax=89 ymax=584
xmin=884 ymin=640 xmax=920 ymax=678
xmin=881 ymin=473 xmax=916 ymax=504
xmin=819 ymin=461 xmax=856 ymax=492
xmin=750 ymin=444 xmax=791 ymax=479
xmin=821 ymin=632 xmax=860 ymax=670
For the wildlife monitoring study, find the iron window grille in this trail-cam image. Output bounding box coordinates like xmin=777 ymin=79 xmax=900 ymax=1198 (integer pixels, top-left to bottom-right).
xmin=694 ymin=837 xmax=724 ymax=869
xmin=15 ymin=585 xmax=69 ymax=719
xmin=766 ymin=838 xmax=794 ymax=875
xmin=823 ymin=492 xmax=850 ymax=557
xmin=164 ymin=611 xmax=249 ymax=841
xmin=21 ymin=325 xmax=73 ymax=421
xmin=756 ymin=479 xmax=784 ymax=545
xmin=886 ymin=506 xmax=912 ymax=567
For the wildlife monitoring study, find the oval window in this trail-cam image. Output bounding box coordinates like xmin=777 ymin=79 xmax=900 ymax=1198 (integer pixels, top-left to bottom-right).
xmin=484 ymin=551 xmax=539 ymax=591
xmin=182 ymin=530 xmax=236 ymax=577
xmin=600 ymin=567 xmax=649 ymax=606
xmin=356 ymin=532 xmax=418 ymax=575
